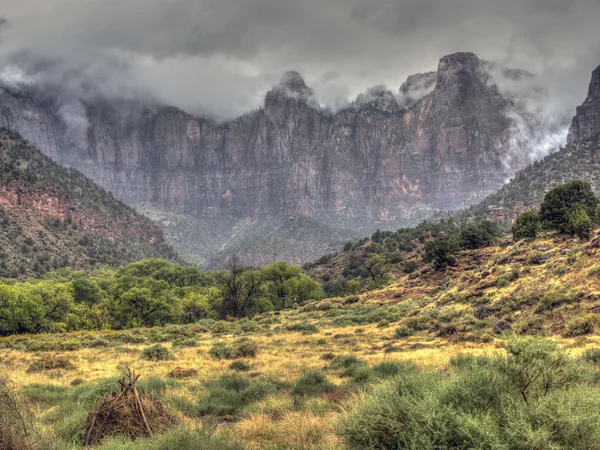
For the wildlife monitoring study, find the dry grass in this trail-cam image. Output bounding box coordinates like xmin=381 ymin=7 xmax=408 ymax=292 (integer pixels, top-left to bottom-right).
xmin=2 ymin=233 xmax=600 ymax=448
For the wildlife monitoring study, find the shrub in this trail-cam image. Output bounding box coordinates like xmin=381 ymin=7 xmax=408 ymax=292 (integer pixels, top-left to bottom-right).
xmin=403 ymin=260 xmax=419 ymax=274
xmin=234 ymin=339 xmax=258 ymax=358
xmin=286 ymin=321 xmax=318 ymax=333
xmin=569 ymin=204 xmax=593 ymax=240
xmin=565 ymin=315 xmax=596 ymax=337
xmin=141 ymin=344 xmax=173 ymax=361
xmin=424 ymin=235 xmax=460 ymax=270
xmin=394 ymin=325 xmax=414 ymax=338
xmin=27 ymin=354 xmax=75 ymax=373
xmin=209 ymin=339 xmax=258 ymax=360
xmin=196 ymin=375 xmax=281 ymax=416
xmin=512 ymin=210 xmax=540 ymax=240
xmin=292 ymin=371 xmax=335 ymax=398
xmin=320 ymin=352 xmax=336 ymax=361
xmin=229 ymin=361 xmax=250 ymax=372
xmin=208 ymin=342 xmax=236 ymax=360
xmin=341 ymin=339 xmax=600 ymax=450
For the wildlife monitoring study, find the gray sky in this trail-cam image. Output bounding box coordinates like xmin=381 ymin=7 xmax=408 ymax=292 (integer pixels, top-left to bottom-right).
xmin=0 ymin=0 xmax=599 ymax=120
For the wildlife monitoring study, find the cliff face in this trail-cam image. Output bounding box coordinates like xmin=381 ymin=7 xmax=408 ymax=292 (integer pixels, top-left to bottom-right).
xmin=0 ymin=52 xmax=540 ymax=265
xmin=568 ymin=65 xmax=600 ymax=144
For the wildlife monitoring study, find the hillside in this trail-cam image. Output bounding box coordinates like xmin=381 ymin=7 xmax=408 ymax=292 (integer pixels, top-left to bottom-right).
xmin=456 ymin=135 xmax=600 ymax=224
xmin=0 ymin=129 xmax=178 ymax=277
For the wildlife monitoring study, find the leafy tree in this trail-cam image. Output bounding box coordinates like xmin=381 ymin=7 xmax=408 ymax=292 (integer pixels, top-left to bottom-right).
xmin=424 ymin=235 xmax=461 ymax=270
xmin=568 ymin=204 xmax=593 ymax=240
xmin=180 ymin=288 xmax=220 ymax=323
xmin=539 ymin=181 xmax=599 ymax=233
xmin=512 ymin=210 xmax=541 ymax=240
xmin=114 ymin=286 xmax=174 ymax=327
xmin=72 ymin=278 xmax=102 ymax=306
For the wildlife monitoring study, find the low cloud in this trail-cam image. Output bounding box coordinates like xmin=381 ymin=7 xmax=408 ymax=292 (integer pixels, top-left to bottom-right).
xmin=0 ymin=0 xmax=598 ymax=122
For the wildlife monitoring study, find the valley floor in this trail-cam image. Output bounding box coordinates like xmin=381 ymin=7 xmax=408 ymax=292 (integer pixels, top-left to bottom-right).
xmin=3 ymin=232 xmax=600 ymax=449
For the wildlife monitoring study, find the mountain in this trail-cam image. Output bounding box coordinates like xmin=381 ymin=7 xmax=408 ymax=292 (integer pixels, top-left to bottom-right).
xmin=458 ymin=64 xmax=600 ymax=224
xmin=0 ymin=52 xmax=551 ymax=266
xmin=0 ymin=129 xmax=178 ymax=277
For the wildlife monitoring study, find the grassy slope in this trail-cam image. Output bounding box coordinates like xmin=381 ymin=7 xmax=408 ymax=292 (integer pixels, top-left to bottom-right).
xmin=3 ymin=232 xmax=600 ymax=448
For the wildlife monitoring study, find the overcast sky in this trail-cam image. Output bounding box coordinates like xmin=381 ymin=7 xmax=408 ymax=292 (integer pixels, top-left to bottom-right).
xmin=1 ymin=0 xmax=599 ymax=120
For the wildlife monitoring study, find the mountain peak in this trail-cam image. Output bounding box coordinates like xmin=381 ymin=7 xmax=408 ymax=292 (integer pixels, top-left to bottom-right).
xmin=278 ymin=71 xmax=309 ymax=93
xmin=434 ymin=52 xmax=488 ymax=91
xmin=568 ymin=64 xmax=600 ymax=144
xmin=585 ymin=65 xmax=600 ymax=103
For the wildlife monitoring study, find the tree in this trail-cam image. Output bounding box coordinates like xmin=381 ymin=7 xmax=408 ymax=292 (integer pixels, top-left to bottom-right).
xmin=217 ymin=256 xmax=265 ymax=318
xmin=513 ymin=210 xmax=541 ymax=240
xmin=424 ymin=235 xmax=461 ymax=270
xmin=364 ymin=254 xmax=387 ymax=282
xmin=568 ymin=204 xmax=592 ymax=240
xmin=539 ymin=181 xmax=599 ymax=233
xmin=114 ymin=285 xmax=174 ymax=327
xmin=460 ymin=223 xmax=495 ymax=249
xmin=262 ymin=261 xmax=321 ymax=309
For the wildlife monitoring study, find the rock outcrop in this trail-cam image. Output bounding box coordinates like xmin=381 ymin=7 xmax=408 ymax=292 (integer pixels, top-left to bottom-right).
xmin=568 ymin=65 xmax=600 ymax=144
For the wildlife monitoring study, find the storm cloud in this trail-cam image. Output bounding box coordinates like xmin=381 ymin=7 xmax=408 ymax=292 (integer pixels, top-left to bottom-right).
xmin=1 ymin=0 xmax=599 ymax=121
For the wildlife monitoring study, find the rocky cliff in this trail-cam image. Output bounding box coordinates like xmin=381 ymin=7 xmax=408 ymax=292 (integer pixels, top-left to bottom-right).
xmin=0 ymin=52 xmax=546 ymax=266
xmin=568 ymin=65 xmax=600 ymax=144
xmin=0 ymin=129 xmax=178 ymax=277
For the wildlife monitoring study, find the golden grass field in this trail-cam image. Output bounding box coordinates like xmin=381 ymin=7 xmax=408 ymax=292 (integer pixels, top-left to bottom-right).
xmin=3 ymin=233 xmax=600 ymax=449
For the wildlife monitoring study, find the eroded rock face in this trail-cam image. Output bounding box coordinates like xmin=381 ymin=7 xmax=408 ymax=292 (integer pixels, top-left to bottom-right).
xmin=0 ymin=53 xmax=523 ymax=217
xmin=568 ymin=65 xmax=600 ymax=144
xmin=0 ymin=52 xmax=542 ymax=264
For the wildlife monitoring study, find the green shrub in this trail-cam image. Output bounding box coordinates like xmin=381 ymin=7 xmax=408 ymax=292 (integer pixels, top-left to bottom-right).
xmin=208 ymin=339 xmax=258 ymax=360
xmin=569 ymin=204 xmax=593 ymax=240
xmin=286 ymin=321 xmax=318 ymax=334
xmin=394 ymin=325 xmax=414 ymax=338
xmin=512 ymin=210 xmax=540 ymax=240
xmin=141 ymin=344 xmax=173 ymax=361
xmin=196 ymin=375 xmax=281 ymax=416
xmin=292 ymin=371 xmax=335 ymax=398
xmin=540 ymin=181 xmax=599 ymax=233
xmin=342 ymin=338 xmax=600 ymax=450
xmin=424 ymin=235 xmax=460 ymax=270
xmin=229 ymin=361 xmax=250 ymax=372
xmin=565 ymin=315 xmax=596 ymax=337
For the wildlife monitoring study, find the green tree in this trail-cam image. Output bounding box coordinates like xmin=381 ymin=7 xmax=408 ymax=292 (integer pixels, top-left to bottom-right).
xmin=424 ymin=235 xmax=461 ymax=270
xmin=568 ymin=204 xmax=593 ymax=240
xmin=539 ymin=181 xmax=599 ymax=233
xmin=114 ymin=286 xmax=174 ymax=327
xmin=261 ymin=261 xmax=321 ymax=309
xmin=512 ymin=210 xmax=541 ymax=240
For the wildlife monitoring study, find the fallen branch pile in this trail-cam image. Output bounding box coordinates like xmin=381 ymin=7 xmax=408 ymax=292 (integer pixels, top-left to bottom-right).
xmin=84 ymin=368 xmax=178 ymax=446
